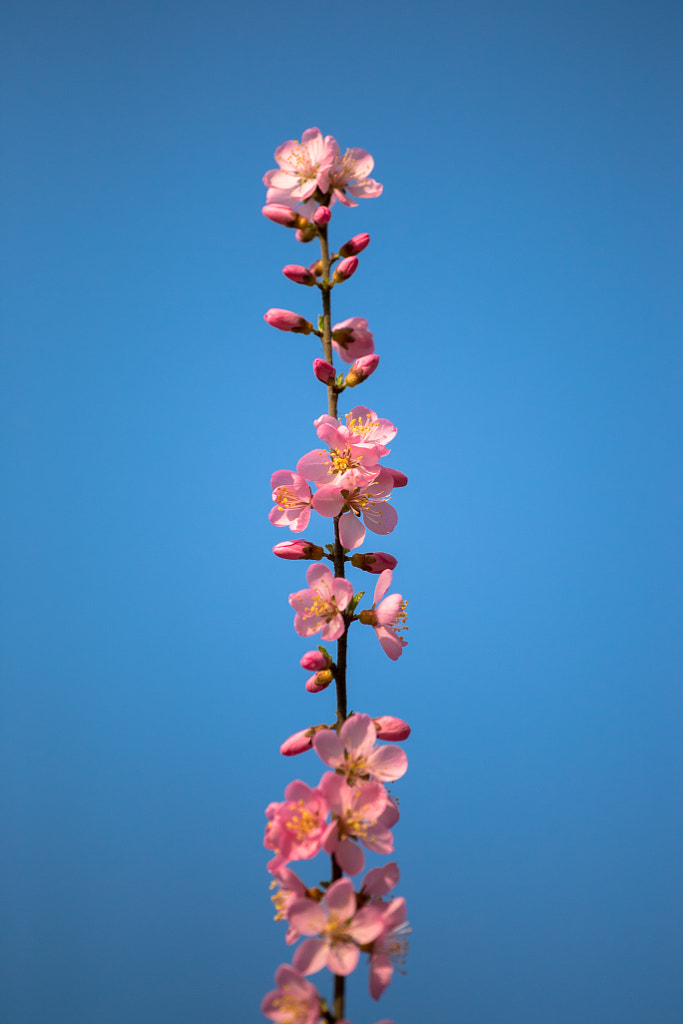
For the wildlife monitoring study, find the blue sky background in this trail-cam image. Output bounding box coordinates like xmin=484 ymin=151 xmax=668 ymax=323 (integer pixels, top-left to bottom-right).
xmin=1 ymin=2 xmax=681 ymax=1022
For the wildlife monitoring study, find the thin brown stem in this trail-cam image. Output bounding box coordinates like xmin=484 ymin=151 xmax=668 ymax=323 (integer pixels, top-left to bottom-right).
xmin=318 ymin=225 xmax=338 ymax=418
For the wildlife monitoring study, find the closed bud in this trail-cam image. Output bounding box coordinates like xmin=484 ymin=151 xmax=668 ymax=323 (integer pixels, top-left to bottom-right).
xmin=339 ymin=233 xmax=370 ymax=258
xmin=332 ymin=256 xmax=359 ymax=284
xmin=305 ymin=669 xmax=333 ymax=693
xmin=283 ymin=264 xmax=316 ymax=286
xmin=280 ymin=723 xmax=329 ymax=756
xmin=262 ymin=203 xmax=298 ymax=227
xmin=313 ymin=206 xmax=332 ymax=226
xmin=273 ymin=540 xmax=324 ymax=560
xmin=300 ymin=650 xmax=329 ymax=671
xmin=345 ymin=353 xmax=380 ymax=387
xmin=280 ymin=727 xmax=315 ymax=756
xmin=308 ymin=259 xmax=323 ymax=277
xmin=350 ymin=551 xmax=398 ymax=574
xmin=374 ymin=715 xmax=411 ymax=741
xmin=384 ymin=467 xmax=408 ymax=488
xmin=295 ymin=223 xmax=316 ymax=243
xmin=313 ymin=358 xmax=336 ymax=385
xmin=264 ymin=308 xmax=314 ymax=334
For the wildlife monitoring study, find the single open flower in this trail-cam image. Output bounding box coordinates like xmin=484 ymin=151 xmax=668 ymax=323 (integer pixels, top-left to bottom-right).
xmin=290 ymin=877 xmax=385 ymax=976
xmin=270 ymin=471 xmax=313 ymax=533
xmin=289 ymin=563 xmax=354 ymax=641
xmin=261 ymin=963 xmax=322 ymax=1024
xmin=359 ymin=570 xmax=408 ymax=660
xmin=313 ymin=713 xmax=408 ymax=785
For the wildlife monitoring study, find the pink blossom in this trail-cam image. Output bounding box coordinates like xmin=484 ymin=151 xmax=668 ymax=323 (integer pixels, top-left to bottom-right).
xmin=350 ymin=551 xmax=397 ymax=574
xmin=290 ymin=877 xmax=385 ymax=976
xmin=344 ymin=405 xmax=397 ymax=449
xmin=332 ymin=317 xmax=375 ymax=364
xmin=273 ymin=540 xmax=323 ymax=561
xmin=289 ymin=563 xmax=353 ymax=641
xmin=332 ymin=256 xmax=359 ymax=283
xmin=313 ymin=713 xmax=408 ymax=785
xmin=283 ymin=264 xmax=316 ymax=286
xmin=264 ymin=779 xmax=329 ymax=872
xmin=312 ymin=358 xmax=336 ymax=385
xmin=263 ymin=127 xmax=337 ymax=201
xmin=265 ymin=309 xmax=314 ymax=334
xmin=345 ymin=354 xmax=380 ymax=388
xmin=296 ymin=416 xmax=387 ymax=487
xmin=327 ymin=145 xmax=383 ymax=208
xmin=320 ymin=772 xmax=394 ymax=875
xmin=339 ymin=233 xmax=371 ymax=258
xmin=270 ymin=471 xmax=313 ymax=533
xmin=280 ymin=725 xmax=329 ymax=757
xmin=359 ymin=570 xmax=408 ymax=660
xmin=313 ymin=468 xmax=398 ymax=549
xmin=313 ymin=206 xmax=331 ymax=226
xmin=373 ymin=716 xmax=411 ymax=741
xmin=261 ymin=963 xmax=322 ymax=1023
xmin=367 ymin=898 xmax=410 ymax=1001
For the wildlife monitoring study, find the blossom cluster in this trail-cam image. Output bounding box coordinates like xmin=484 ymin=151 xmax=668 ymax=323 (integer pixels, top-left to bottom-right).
xmin=261 ymin=128 xmax=408 ymax=1024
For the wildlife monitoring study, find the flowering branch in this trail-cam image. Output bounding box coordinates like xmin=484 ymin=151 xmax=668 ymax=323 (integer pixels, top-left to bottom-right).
xmin=261 ymin=127 xmax=409 ymax=1024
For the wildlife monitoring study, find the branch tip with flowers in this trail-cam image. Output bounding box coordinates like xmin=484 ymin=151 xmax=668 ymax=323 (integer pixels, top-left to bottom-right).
xmin=261 ymin=126 xmax=409 ymax=1024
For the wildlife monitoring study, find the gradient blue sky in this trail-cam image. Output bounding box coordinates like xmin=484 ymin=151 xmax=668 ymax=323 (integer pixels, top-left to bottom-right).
xmin=1 ymin=2 xmax=682 ymax=1022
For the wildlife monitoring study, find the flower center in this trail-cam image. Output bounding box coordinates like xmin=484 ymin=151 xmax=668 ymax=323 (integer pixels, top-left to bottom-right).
xmin=272 ymin=989 xmax=316 ymax=1023
xmin=285 ymin=800 xmax=320 ymax=841
xmin=328 ymin=447 xmax=360 ymax=475
xmin=275 ymin=486 xmax=302 ymax=510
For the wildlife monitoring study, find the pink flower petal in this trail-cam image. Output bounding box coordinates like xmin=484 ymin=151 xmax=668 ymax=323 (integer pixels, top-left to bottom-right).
xmin=293 ymin=937 xmax=328 ymax=976
xmin=335 ymin=837 xmax=365 ymax=875
xmin=338 ymin=511 xmax=366 ymax=549
xmin=327 ymin=941 xmax=360 ymax=976
xmin=373 ymin=569 xmax=393 ymax=605
xmin=366 ymin=745 xmax=408 ymax=782
xmin=323 ymin=877 xmax=356 ymax=921
xmin=313 ymin=729 xmax=344 ymax=768
xmin=340 ymin=712 xmax=376 ymax=759
xmin=361 ymin=861 xmax=400 ymax=897
xmin=347 ymin=904 xmax=385 ymax=944
xmin=369 ymin=953 xmax=394 ymax=1000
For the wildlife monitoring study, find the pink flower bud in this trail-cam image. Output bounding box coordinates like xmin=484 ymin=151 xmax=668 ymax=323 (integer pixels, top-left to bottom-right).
xmin=313 ymin=206 xmax=332 ymax=226
xmin=305 ymin=669 xmax=333 ymax=693
xmin=350 ymin=551 xmax=398 ymax=574
xmin=264 ymin=308 xmax=314 ymax=334
xmin=262 ymin=203 xmax=298 ymax=227
xmin=332 ymin=256 xmax=359 ymax=284
xmin=300 ymin=650 xmax=328 ymax=671
xmin=273 ymin=540 xmax=324 ymax=560
xmin=374 ymin=715 xmax=411 ymax=741
xmin=308 ymin=259 xmax=323 ymax=277
xmin=384 ymin=467 xmax=408 ymax=487
xmin=313 ymin=358 xmax=336 ymax=385
xmin=339 ymin=233 xmax=370 ymax=258
xmin=280 ymin=728 xmax=315 ymax=756
xmin=345 ymin=353 xmax=380 ymax=387
xmin=295 ymin=223 xmax=316 ymax=243
xmin=283 ymin=264 xmax=316 ymax=286
xmin=280 ymin=723 xmax=327 ymax=756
